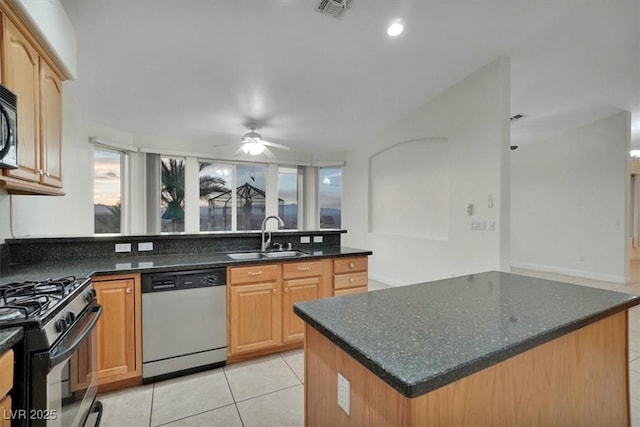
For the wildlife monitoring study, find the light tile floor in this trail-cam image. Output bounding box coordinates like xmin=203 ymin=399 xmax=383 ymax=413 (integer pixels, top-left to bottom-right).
xmin=98 ymin=275 xmax=640 ymax=426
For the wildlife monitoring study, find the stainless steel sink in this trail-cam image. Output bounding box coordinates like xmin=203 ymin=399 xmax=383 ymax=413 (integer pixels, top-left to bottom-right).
xmin=226 ymin=252 xmax=263 ymax=260
xmin=226 ymin=250 xmax=307 ymax=260
xmin=262 ymin=250 xmax=307 ymax=258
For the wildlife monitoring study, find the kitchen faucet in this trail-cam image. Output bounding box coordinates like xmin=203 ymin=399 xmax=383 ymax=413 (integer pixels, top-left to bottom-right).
xmin=261 ymin=215 xmax=285 ymax=251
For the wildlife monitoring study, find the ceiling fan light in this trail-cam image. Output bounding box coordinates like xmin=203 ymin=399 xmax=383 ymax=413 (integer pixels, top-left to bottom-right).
xmin=242 ymin=141 xmax=265 ymax=155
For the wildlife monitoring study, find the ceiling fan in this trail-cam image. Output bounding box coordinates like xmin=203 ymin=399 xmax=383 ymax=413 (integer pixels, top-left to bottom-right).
xmin=238 ymin=127 xmax=291 ymax=157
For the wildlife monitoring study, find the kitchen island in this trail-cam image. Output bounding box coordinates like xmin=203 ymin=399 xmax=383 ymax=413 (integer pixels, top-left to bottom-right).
xmin=294 ymin=271 xmax=640 ymax=426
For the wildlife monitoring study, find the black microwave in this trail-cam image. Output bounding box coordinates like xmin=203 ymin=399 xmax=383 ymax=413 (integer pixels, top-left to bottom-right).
xmin=0 ymin=83 xmax=17 ymax=169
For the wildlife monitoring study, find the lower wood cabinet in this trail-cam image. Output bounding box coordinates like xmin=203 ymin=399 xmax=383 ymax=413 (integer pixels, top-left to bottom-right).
xmin=71 ymin=273 xmax=142 ymax=391
xmin=227 ymin=259 xmax=332 ymax=358
xmin=93 ymin=274 xmax=142 ymax=384
xmin=0 ymin=350 xmax=13 ymax=427
xmin=282 ymin=276 xmax=320 ymax=343
xmin=228 ymin=280 xmax=282 ymax=355
xmin=333 ymin=257 xmax=368 ymax=296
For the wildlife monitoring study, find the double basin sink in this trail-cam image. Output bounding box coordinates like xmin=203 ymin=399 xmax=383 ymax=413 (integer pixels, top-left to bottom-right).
xmin=226 ymin=250 xmax=308 ymax=260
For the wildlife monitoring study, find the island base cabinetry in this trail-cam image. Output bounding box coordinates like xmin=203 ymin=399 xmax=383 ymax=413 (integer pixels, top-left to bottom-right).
xmin=304 ymin=311 xmax=630 ymax=427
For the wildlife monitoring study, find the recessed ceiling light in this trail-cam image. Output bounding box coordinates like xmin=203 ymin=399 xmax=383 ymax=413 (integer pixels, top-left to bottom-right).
xmin=387 ymin=20 xmax=404 ymax=37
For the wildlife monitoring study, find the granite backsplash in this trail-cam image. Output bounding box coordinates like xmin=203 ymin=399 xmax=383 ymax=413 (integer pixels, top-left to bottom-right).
xmin=1 ymin=230 xmax=343 ymax=267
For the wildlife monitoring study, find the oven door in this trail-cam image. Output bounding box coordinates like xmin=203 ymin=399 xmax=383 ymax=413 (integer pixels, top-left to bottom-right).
xmin=31 ymin=303 xmax=102 ymax=427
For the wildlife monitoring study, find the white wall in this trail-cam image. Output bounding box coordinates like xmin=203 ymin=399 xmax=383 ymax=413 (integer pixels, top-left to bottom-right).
xmin=510 ymin=111 xmax=630 ymax=283
xmin=0 ymin=87 xmax=92 ymax=240
xmin=342 ymin=58 xmax=511 ymax=286
xmin=13 ymin=0 xmax=77 ymax=78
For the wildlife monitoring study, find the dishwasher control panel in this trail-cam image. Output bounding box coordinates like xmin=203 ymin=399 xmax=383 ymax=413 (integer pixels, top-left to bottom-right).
xmin=142 ymin=268 xmax=227 ymax=293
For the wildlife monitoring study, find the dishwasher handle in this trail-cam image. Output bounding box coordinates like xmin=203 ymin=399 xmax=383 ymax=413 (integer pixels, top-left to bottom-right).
xmin=142 ymin=268 xmax=227 ymax=293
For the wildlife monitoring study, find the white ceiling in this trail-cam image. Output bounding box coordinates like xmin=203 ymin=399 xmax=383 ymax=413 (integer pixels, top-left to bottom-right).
xmin=60 ymin=0 xmax=640 ymax=157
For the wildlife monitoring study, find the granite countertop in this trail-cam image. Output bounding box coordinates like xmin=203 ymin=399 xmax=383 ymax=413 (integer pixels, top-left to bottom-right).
xmin=294 ymin=271 xmax=640 ymax=398
xmin=0 ymin=327 xmax=23 ymax=354
xmin=0 ymin=246 xmax=372 ymax=285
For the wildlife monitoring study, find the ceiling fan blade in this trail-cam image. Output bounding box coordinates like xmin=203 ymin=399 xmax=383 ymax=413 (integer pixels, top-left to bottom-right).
xmin=211 ymin=142 xmax=239 ymax=149
xmin=263 ymin=146 xmax=276 ymax=159
xmin=261 ymin=140 xmax=291 ymax=150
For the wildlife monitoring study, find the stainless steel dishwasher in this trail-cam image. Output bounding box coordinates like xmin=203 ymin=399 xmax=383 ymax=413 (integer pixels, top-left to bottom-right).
xmin=141 ymin=268 xmax=227 ymax=382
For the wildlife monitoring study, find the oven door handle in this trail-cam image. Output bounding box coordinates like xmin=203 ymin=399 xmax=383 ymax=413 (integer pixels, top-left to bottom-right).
xmin=50 ymin=304 xmax=102 ymax=367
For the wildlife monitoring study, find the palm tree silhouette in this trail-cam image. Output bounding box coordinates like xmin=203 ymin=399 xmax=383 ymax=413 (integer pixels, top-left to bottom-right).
xmin=161 ymin=159 xmax=228 ymax=231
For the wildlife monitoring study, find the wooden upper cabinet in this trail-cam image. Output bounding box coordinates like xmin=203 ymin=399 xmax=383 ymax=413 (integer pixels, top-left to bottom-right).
xmin=0 ymin=6 xmax=67 ymax=195
xmin=3 ymin=16 xmax=40 ymax=183
xmin=39 ymin=59 xmax=62 ymax=187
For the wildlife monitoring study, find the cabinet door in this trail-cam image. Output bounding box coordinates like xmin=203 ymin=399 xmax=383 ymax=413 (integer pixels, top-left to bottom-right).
xmin=94 ymin=278 xmax=137 ymax=381
xmin=39 ymin=59 xmax=62 ymax=187
xmin=228 ymin=281 xmax=281 ymax=355
xmin=282 ymin=277 xmax=319 ymax=344
xmin=2 ymin=17 xmax=40 ymax=183
xmin=0 ymin=395 xmax=11 ymax=427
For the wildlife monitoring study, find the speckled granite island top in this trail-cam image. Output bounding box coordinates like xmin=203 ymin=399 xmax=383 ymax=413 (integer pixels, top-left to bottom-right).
xmin=294 ymin=271 xmax=640 ymax=398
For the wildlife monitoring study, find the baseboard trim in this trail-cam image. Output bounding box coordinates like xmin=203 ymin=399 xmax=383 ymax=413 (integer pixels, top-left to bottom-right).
xmin=368 ymin=272 xmax=409 ymax=287
xmin=510 ymin=261 xmax=626 ymax=284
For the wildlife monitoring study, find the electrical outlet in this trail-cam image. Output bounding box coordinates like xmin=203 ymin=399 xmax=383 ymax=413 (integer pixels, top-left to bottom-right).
xmin=115 ymin=243 xmax=131 ymax=253
xmin=138 ymin=242 xmax=153 ymax=251
xmin=313 ymin=235 xmax=323 ymax=243
xmin=337 ymin=373 xmax=350 ymax=415
xmin=300 ymin=236 xmax=311 ymax=244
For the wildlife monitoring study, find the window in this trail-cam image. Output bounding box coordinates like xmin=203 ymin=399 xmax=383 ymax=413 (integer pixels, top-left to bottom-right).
xmin=161 ymin=157 xmax=186 ymax=232
xmin=319 ymin=167 xmax=342 ymax=229
xmin=198 ymin=162 xmax=267 ymax=231
xmin=278 ymin=166 xmax=298 ymax=229
xmin=93 ymin=148 xmax=122 ymax=234
xmin=199 ymin=162 xmax=232 ymax=231
xmin=236 ymin=164 xmax=267 ymax=230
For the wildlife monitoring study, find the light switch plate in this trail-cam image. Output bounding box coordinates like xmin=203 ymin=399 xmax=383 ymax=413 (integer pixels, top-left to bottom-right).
xmin=313 ymin=235 xmax=323 ymax=243
xmin=138 ymin=242 xmax=153 ymax=251
xmin=300 ymin=236 xmax=311 ymax=244
xmin=337 ymin=373 xmax=350 ymax=415
xmin=115 ymin=243 xmax=132 ymax=253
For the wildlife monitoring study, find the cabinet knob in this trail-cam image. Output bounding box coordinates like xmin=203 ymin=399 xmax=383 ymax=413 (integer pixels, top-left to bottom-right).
xmin=248 ymin=271 xmax=262 ymax=276
xmin=349 ymin=278 xmax=355 ymax=284
xmin=297 ymin=266 xmax=311 ymax=271
xmin=349 ymin=263 xmax=355 ymax=268
xmin=126 ymin=287 xmax=133 ymax=294
xmin=272 ymin=288 xmax=277 ymax=295
xmin=284 ymin=287 xmax=289 ymax=293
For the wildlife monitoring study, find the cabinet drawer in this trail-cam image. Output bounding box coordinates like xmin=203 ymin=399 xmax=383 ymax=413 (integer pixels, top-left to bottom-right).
xmin=0 ymin=350 xmax=14 ymax=398
xmin=334 ymin=272 xmax=368 ymax=290
xmin=334 ymin=286 xmax=367 ymax=297
xmin=282 ymin=261 xmax=323 ymax=279
xmin=333 ymin=257 xmax=368 ymax=274
xmin=229 ymin=264 xmax=280 ymax=285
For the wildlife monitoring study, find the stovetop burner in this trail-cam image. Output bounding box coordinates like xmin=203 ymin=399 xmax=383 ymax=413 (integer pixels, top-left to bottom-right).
xmin=0 ymin=276 xmax=82 ymax=322
xmin=0 ymin=295 xmax=52 ymax=321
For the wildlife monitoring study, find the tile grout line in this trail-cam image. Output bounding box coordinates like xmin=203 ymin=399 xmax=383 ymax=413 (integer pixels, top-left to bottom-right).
xmin=153 ymin=403 xmax=239 ymax=427
xmin=222 ymin=366 xmax=245 ymax=427
xmin=148 ymin=383 xmax=155 ymax=427
xmin=234 ymin=383 xmax=303 ymax=404
xmin=280 ymin=352 xmax=304 ymax=384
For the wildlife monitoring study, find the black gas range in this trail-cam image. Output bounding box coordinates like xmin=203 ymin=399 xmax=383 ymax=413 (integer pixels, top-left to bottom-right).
xmin=0 ymin=276 xmax=103 ymax=427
